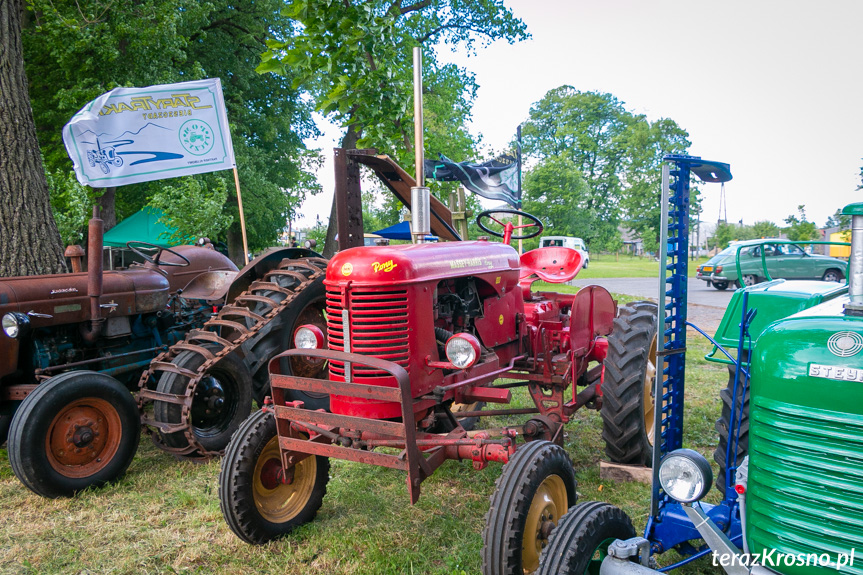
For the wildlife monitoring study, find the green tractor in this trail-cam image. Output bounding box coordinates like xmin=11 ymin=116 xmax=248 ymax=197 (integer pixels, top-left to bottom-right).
xmin=537 ymin=165 xmax=862 ymax=575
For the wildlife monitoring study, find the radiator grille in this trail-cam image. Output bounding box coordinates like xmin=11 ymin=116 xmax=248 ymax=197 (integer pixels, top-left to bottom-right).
xmin=325 ymin=287 xmax=410 ymax=380
xmin=746 ymin=395 xmax=863 ymax=574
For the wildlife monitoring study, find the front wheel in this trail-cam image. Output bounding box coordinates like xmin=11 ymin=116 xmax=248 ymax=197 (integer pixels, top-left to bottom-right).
xmin=7 ymin=371 xmax=140 ymax=498
xmin=537 ymin=502 xmax=635 ymax=575
xmin=742 ymin=274 xmax=759 ymax=287
xmin=713 ymin=280 xmax=729 ymax=291
xmin=601 ymin=301 xmax=658 ymax=466
xmin=482 ymin=440 xmax=577 ymax=575
xmin=822 ymin=268 xmax=843 ymax=283
xmin=219 ymin=409 xmax=329 ymax=544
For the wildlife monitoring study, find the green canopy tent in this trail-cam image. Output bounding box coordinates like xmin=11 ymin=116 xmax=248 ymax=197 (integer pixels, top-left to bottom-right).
xmin=103 ymin=208 xmax=177 ymax=248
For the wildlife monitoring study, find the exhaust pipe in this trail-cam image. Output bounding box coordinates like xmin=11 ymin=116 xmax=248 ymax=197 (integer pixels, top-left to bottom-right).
xmin=411 ymin=46 xmax=430 ymax=244
xmin=82 ymin=206 xmax=105 ymax=343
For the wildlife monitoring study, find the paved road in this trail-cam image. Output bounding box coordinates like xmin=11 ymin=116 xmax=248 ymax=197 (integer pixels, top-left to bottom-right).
xmin=571 ymin=277 xmax=733 ymax=332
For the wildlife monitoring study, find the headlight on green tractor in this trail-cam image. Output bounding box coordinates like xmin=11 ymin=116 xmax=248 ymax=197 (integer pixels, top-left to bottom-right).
xmin=658 ymin=449 xmax=713 ymax=503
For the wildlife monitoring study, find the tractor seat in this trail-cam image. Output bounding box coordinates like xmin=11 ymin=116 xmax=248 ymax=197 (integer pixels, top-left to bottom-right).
xmin=519 ymin=247 xmax=584 ymax=285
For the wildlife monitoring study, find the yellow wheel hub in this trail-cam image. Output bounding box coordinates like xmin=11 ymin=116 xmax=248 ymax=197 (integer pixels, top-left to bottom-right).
xmin=522 ymin=474 xmax=568 ymax=573
xmin=253 ymin=436 xmax=316 ymax=523
xmin=643 ymin=333 xmax=658 ymax=445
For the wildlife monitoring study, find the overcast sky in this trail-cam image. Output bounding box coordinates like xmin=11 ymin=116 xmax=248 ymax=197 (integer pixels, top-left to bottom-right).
xmin=296 ymin=0 xmax=863 ymax=231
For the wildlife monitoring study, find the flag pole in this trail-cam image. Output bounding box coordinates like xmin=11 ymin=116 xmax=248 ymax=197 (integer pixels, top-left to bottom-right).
xmin=233 ymin=167 xmax=250 ymax=265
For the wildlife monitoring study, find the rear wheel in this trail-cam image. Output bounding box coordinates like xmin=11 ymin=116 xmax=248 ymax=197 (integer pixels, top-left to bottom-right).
xmin=822 ymin=268 xmax=843 ymax=282
xmin=601 ymin=301 xmax=658 ymax=466
xmin=537 ymin=501 xmax=635 ymax=575
xmin=482 ymin=440 xmax=576 ymax=575
xmin=219 ymin=409 xmax=329 ymax=544
xmin=154 ymin=346 xmax=252 ymax=454
xmin=8 ymin=371 xmax=140 ymax=498
xmin=714 ymin=358 xmax=749 ymax=495
xmin=713 ymin=281 xmax=729 ymax=291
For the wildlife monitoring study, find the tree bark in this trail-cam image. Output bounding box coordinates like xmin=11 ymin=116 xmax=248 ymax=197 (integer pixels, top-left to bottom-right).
xmin=0 ymin=0 xmax=66 ymax=276
xmin=323 ymin=126 xmax=360 ymax=257
xmin=97 ymin=187 xmax=117 ymax=231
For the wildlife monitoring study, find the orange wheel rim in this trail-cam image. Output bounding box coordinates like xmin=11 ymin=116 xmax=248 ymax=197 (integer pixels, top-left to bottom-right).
xmin=46 ymin=398 xmax=123 ymax=478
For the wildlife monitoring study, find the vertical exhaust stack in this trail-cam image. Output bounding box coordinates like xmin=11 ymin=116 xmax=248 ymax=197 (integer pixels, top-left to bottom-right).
xmin=83 ymin=206 xmax=105 ymax=343
xmin=411 ymin=46 xmax=430 ymax=244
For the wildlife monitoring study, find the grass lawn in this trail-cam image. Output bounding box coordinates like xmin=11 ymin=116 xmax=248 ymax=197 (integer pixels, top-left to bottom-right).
xmin=0 ymin=326 xmax=729 ymax=575
xmin=576 ymin=253 xmax=710 ymax=279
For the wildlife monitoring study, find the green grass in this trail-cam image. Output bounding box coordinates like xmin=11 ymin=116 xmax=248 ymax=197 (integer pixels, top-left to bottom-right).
xmin=0 ymin=330 xmax=729 ymax=575
xmin=574 ymin=253 xmax=710 ymax=279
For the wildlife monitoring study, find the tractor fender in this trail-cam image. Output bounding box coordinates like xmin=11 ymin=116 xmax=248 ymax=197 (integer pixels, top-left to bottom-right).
xmin=570 ymin=285 xmax=616 ymax=356
xmin=226 ymin=247 xmax=324 ymax=304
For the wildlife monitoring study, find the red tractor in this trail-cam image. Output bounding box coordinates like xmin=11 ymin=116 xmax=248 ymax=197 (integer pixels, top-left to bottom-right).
xmin=219 ymin=205 xmax=658 ymax=575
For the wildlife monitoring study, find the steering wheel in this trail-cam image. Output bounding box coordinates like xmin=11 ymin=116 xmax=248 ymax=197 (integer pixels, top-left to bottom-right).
xmin=126 ymin=241 xmax=191 ymax=267
xmin=476 ymin=209 xmax=544 ymax=243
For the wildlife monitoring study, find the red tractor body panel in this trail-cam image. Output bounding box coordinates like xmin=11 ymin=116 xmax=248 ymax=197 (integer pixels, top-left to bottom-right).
xmin=324 ymin=242 xmax=522 ymax=419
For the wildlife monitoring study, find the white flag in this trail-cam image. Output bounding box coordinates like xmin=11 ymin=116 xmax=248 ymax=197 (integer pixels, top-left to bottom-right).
xmin=62 ymin=78 xmax=235 ymax=187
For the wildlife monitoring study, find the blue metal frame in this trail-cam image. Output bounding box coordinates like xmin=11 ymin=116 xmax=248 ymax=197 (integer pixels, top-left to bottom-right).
xmin=644 ymin=155 xmax=747 ymax=560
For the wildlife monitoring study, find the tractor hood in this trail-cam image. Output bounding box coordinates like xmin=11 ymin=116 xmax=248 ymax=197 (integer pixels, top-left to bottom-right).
xmin=326 ymin=241 xmax=520 ymax=286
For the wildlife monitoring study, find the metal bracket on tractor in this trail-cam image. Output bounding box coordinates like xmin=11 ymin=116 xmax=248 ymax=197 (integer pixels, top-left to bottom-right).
xmin=270 ymin=348 xmax=518 ymax=503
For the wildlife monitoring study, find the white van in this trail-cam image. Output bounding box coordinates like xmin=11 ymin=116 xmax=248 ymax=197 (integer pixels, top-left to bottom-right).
xmin=539 ymin=236 xmax=590 ymax=269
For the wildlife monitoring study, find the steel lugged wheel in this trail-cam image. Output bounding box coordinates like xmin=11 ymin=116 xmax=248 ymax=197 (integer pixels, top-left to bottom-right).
xmin=537 ymin=502 xmax=635 ymax=575
xmin=714 ymin=358 xmax=749 ymax=494
xmin=219 ymin=409 xmax=329 ymax=544
xmin=482 ymin=440 xmax=577 ymax=575
xmin=155 ymin=346 xmax=252 ymax=454
xmin=601 ymin=301 xmax=658 ymax=466
xmin=7 ymin=371 xmax=140 ymax=498
xmin=250 ymin=273 xmax=328 ymax=409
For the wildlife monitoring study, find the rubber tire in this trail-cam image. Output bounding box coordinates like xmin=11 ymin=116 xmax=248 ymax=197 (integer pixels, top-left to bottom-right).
xmin=537 ymin=501 xmax=636 ymax=575
xmin=154 ymin=346 xmax=252 ymax=453
xmin=219 ymin=409 xmax=329 ymax=544
xmin=482 ymin=440 xmax=577 ymax=575
xmin=713 ymin=281 xmax=729 ymax=291
xmin=250 ymin=273 xmax=329 ymax=410
xmin=714 ymin=358 xmax=749 ymax=495
xmin=742 ymin=275 xmax=759 ymax=287
xmin=822 ymin=268 xmax=843 ymax=282
xmin=7 ymin=371 xmax=140 ymax=498
xmin=582 ymin=259 xmax=589 ymax=270
xmin=601 ymin=301 xmax=658 ymax=466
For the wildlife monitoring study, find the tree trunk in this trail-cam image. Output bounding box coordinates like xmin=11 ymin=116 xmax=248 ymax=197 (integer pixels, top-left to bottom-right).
xmin=98 ymin=187 xmax=117 ymax=231
xmin=0 ymin=0 xmax=66 ymax=276
xmin=323 ymin=126 xmax=360 ymax=258
xmin=226 ymin=224 xmax=246 ymax=268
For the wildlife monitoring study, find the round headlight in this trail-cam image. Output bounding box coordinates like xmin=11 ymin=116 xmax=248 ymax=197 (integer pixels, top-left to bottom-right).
xmin=658 ymin=449 xmax=713 ymax=503
xmin=293 ymin=325 xmax=324 ymax=349
xmin=2 ymin=313 xmax=27 ymax=339
xmin=445 ymin=334 xmax=481 ymax=369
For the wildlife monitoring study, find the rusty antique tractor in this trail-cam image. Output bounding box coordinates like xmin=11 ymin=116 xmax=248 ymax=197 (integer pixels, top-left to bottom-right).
xmin=217 ymin=164 xmax=659 ymax=575
xmin=1 ymin=208 xmax=328 ymax=498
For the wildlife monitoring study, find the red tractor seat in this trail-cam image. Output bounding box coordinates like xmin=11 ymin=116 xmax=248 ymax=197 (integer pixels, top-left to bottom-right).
xmin=519 ymin=247 xmax=584 ymax=286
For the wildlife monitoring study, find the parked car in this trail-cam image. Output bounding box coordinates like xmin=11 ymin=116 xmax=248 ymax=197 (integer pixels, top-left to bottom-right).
xmin=540 ymin=236 xmax=590 ymax=268
xmin=696 ymin=238 xmax=848 ymax=290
